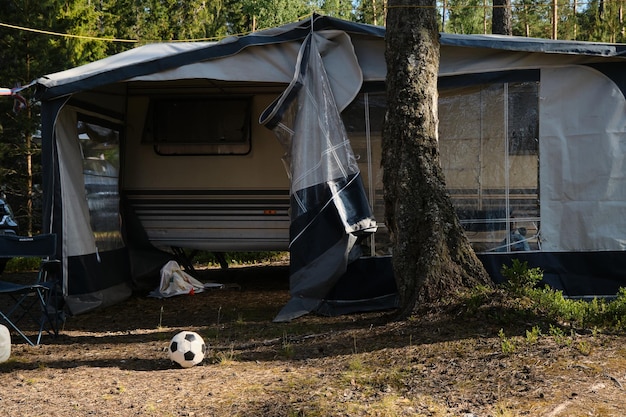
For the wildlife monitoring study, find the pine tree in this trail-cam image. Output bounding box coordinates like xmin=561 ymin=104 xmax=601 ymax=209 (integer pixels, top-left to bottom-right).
xmin=0 ymin=0 xmax=69 ymax=234
xmin=446 ymin=0 xmax=487 ymax=33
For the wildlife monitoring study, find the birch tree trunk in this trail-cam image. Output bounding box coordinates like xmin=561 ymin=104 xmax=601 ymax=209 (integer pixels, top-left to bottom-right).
xmin=383 ymin=0 xmax=491 ymax=318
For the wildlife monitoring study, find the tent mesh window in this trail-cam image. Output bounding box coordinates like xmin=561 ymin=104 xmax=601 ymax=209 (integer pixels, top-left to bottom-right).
xmin=439 ymin=81 xmax=540 ymax=253
xmin=78 ymin=116 xmax=124 ymax=251
xmin=342 ymin=92 xmax=390 ymax=256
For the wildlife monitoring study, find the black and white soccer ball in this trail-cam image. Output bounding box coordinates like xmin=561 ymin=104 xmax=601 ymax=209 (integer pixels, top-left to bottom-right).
xmin=168 ymin=331 xmax=206 ymax=368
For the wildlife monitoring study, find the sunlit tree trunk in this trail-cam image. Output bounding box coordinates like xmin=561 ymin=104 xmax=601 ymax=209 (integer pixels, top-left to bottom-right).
xmin=483 ymin=0 xmax=488 ymax=33
xmin=383 ymin=0 xmax=491 ymax=318
xmin=552 ymin=0 xmax=558 ymax=39
xmin=25 ymin=124 xmax=33 ymax=236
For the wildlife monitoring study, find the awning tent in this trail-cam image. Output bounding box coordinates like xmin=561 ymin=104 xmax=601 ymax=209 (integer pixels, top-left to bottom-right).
xmin=35 ymin=14 xmax=626 ymax=316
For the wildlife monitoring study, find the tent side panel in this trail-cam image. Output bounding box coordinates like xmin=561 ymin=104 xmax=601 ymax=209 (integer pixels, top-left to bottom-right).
xmin=540 ymin=66 xmax=626 ymax=251
xmin=53 ymin=106 xmax=133 ymax=314
xmin=479 ymin=252 xmax=626 ymax=296
xmin=478 ymin=65 xmax=626 ymax=297
xmin=41 ymin=98 xmax=65 ymax=243
xmin=65 ymin=248 xmax=132 ymax=315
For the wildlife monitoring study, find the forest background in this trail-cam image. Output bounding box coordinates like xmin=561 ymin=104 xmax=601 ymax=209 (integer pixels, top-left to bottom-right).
xmin=0 ymin=0 xmax=622 ymax=236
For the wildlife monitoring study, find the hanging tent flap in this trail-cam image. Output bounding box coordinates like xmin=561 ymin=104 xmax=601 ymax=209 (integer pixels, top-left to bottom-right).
xmin=262 ymin=31 xmax=383 ymax=322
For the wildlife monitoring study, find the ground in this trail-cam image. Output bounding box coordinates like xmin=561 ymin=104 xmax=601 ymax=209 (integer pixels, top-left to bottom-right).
xmin=0 ymin=262 xmax=625 ymax=416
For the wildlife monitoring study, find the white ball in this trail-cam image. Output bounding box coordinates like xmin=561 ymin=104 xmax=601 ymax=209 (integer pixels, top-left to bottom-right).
xmin=168 ymin=331 xmax=206 ymax=368
xmin=0 ymin=324 xmax=10 ymax=363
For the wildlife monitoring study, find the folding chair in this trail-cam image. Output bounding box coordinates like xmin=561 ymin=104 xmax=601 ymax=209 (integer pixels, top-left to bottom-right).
xmin=0 ymin=233 xmax=62 ymax=346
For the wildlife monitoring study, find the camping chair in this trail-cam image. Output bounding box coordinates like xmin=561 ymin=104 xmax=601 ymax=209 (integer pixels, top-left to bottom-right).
xmin=0 ymin=233 xmax=62 ymax=346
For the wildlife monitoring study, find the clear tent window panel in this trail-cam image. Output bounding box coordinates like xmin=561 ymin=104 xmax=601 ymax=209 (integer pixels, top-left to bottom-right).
xmin=342 ymin=82 xmax=540 ymax=255
xmin=77 ymin=116 xmax=124 ymax=251
xmin=342 ymin=92 xmax=389 ymax=256
xmin=439 ymin=82 xmax=540 ymax=253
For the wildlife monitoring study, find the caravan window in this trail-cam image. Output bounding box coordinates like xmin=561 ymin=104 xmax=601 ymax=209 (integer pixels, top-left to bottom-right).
xmin=144 ymin=97 xmax=252 ymax=155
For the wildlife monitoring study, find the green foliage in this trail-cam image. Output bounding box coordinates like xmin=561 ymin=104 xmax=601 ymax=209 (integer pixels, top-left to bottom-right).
xmin=525 ymin=325 xmax=541 ymax=344
xmin=500 ymin=259 xmax=543 ymax=295
xmin=446 ymin=0 xmax=486 ymax=34
xmin=497 ymin=259 xmax=626 ymax=332
xmin=353 ymin=0 xmax=385 ymax=24
xmin=547 ymin=323 xmax=564 ymax=339
xmin=588 ymin=287 xmax=626 ymax=329
xmin=462 ymin=284 xmax=494 ymax=314
xmin=576 ymin=0 xmax=626 ymax=43
xmin=498 ymin=328 xmax=516 ymax=354
xmin=523 ymin=286 xmax=626 ymax=331
xmin=576 ymin=340 xmax=592 ymax=355
xmin=55 ymin=0 xmax=110 ymax=65
xmin=231 ymin=0 xmax=311 ymax=33
xmin=317 ymin=0 xmax=355 ymax=20
xmin=434 ymin=0 xmax=626 ymax=42
xmin=0 ymin=0 xmax=70 ymax=234
xmin=4 ymin=256 xmax=41 ymax=273
xmin=511 ymin=0 xmax=552 ymax=37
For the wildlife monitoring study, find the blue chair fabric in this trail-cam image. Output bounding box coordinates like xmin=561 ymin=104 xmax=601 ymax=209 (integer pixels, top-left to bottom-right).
xmin=0 ymin=234 xmax=61 ymax=346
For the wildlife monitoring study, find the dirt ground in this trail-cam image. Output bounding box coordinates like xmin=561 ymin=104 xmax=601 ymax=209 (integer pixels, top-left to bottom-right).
xmin=1 ymin=263 xmax=625 ymax=417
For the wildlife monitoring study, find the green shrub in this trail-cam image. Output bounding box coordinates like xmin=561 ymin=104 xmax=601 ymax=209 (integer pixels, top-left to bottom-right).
xmin=498 ymin=328 xmax=516 ymax=354
xmin=462 ymin=284 xmax=495 ymax=314
xmin=4 ymin=257 xmax=41 ymax=273
xmin=500 ymin=259 xmax=543 ymax=295
xmin=498 ymin=259 xmax=626 ymax=332
xmin=595 ymin=287 xmax=626 ymax=329
xmin=525 ymin=325 xmax=541 ymax=344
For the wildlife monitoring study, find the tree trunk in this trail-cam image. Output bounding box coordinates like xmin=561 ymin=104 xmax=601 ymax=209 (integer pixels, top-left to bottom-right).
xmin=383 ymin=0 xmax=491 ymax=318
xmin=551 ymin=0 xmax=558 ymax=39
xmin=492 ymin=0 xmax=512 ymax=35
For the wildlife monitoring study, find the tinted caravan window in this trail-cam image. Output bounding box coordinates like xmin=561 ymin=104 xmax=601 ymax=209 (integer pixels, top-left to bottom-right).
xmin=144 ymin=97 xmax=252 ymax=155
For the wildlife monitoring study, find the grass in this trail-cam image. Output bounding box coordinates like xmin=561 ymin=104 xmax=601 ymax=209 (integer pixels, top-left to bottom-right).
xmin=525 ymin=325 xmax=541 ymax=344
xmin=186 ymin=250 xmax=288 ymax=268
xmin=282 ymin=331 xmax=295 ymax=359
xmin=498 ymin=328 xmax=516 ymax=354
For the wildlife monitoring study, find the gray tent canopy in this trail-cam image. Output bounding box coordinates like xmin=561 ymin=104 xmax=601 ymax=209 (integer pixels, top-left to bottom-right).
xmin=36 ymin=14 xmax=626 ymax=315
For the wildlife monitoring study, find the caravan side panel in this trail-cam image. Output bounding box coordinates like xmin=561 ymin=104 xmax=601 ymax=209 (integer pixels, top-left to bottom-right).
xmin=123 ymin=93 xmax=291 ymax=251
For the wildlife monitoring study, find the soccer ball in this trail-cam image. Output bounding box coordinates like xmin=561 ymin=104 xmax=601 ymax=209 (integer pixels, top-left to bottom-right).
xmin=168 ymin=331 xmax=206 ymax=368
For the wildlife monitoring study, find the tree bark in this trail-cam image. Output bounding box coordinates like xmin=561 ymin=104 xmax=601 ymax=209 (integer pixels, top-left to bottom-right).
xmin=492 ymin=0 xmax=512 ymax=35
xmin=383 ymin=0 xmax=491 ymax=318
